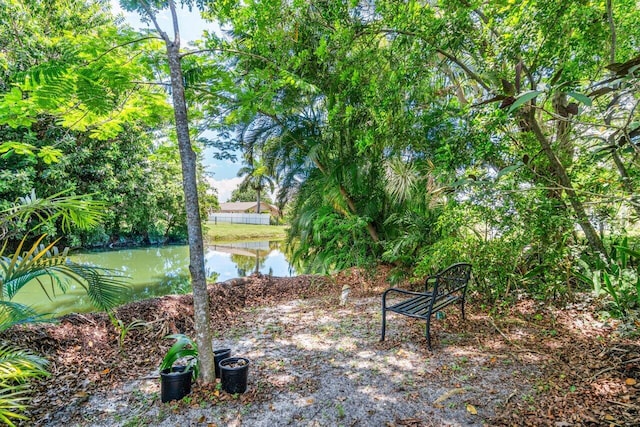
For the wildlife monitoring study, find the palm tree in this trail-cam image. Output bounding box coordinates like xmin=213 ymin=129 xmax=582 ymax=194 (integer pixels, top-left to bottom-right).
xmin=0 ymin=190 xmax=129 ymax=426
xmin=236 ymin=158 xmax=275 ymax=214
xmin=0 ymin=344 xmax=48 ymax=427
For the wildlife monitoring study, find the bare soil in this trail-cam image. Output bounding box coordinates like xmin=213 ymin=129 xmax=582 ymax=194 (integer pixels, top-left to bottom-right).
xmin=3 ymin=267 xmax=639 ymax=426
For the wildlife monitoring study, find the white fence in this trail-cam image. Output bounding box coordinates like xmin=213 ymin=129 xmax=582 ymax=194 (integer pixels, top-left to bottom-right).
xmin=208 ymin=213 xmax=270 ymax=225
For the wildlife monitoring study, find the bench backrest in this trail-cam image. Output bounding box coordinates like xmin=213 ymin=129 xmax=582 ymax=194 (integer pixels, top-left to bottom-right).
xmin=428 ymin=262 xmax=472 ymax=298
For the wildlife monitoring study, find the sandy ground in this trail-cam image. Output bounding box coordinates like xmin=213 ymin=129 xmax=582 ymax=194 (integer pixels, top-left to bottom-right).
xmin=6 ymin=271 xmax=638 ymax=426
xmin=45 ymin=295 xmax=534 ymax=426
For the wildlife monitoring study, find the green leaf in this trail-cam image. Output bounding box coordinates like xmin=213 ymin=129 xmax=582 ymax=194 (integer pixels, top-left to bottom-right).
xmin=616 ymin=246 xmax=640 ymax=259
xmin=508 ymin=90 xmax=542 ymax=113
xmin=36 ymin=146 xmax=64 ymax=165
xmin=160 ymin=334 xmax=200 ymax=379
xmin=566 ymin=91 xmax=592 ymax=106
xmin=496 ymin=162 xmax=523 ymax=180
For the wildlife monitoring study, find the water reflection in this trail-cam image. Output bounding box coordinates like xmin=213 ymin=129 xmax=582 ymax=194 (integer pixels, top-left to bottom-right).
xmin=11 ymin=240 xmax=294 ymax=316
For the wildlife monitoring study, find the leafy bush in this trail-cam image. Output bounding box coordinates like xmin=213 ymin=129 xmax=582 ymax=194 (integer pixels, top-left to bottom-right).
xmin=576 ymin=238 xmax=640 ymax=318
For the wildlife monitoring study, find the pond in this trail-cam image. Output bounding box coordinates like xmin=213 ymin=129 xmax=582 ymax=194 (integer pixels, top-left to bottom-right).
xmin=11 ymin=240 xmax=295 ymax=317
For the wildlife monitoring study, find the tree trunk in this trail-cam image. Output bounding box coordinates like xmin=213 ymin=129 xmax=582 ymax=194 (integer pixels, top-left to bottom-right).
xmin=529 ymin=116 xmax=609 ymax=259
xmin=165 ymin=41 xmax=215 ymax=383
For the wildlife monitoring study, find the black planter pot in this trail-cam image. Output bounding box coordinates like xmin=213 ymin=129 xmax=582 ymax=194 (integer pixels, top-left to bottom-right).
xmin=219 ymin=357 xmax=250 ymax=394
xmin=160 ymin=366 xmax=193 ymax=403
xmin=214 ymin=348 xmax=231 ymax=378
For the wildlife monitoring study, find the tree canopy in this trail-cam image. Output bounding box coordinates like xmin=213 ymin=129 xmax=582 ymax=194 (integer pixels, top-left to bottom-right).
xmin=203 ymin=0 xmax=639 ymax=306
xmin=0 ymin=0 xmax=217 ymax=247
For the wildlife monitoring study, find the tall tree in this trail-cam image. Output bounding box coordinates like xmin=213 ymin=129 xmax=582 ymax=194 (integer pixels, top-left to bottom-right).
xmin=385 ymin=0 xmax=640 ymax=258
xmin=236 ymin=157 xmax=274 ymax=213
xmin=120 ymin=0 xmax=215 ymax=382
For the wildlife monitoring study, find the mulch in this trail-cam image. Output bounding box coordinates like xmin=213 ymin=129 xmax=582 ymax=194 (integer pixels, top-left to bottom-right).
xmin=2 ymin=267 xmax=639 ymax=426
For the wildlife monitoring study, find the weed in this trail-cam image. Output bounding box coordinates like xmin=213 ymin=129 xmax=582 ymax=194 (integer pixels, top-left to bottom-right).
xmin=109 ymin=315 xmax=149 ymax=351
xmin=336 ymin=403 xmax=345 ymax=419
xmin=122 ymin=415 xmax=146 ymax=427
xmin=522 ymin=394 xmax=535 ymax=404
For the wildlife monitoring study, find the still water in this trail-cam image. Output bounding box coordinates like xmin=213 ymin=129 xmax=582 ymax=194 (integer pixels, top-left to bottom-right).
xmin=12 ymin=241 xmax=295 ymax=316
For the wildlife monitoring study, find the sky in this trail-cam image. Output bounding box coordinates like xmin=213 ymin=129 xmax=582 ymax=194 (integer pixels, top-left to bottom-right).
xmin=110 ymin=1 xmax=242 ymax=202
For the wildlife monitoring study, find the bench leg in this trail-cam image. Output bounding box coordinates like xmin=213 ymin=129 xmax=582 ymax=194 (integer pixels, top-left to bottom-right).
xmin=425 ymin=316 xmax=433 ymax=351
xmin=380 ymin=297 xmax=386 ymax=341
xmin=460 ymin=298 xmax=466 ymax=320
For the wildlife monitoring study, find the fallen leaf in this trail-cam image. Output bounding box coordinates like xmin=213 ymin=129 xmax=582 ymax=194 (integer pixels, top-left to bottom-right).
xmin=625 ymin=378 xmax=636 ymax=386
xmin=100 ymin=368 xmax=110 ymax=375
xmin=433 ymin=388 xmax=466 ymax=406
xmin=466 ymin=404 xmax=477 ymax=415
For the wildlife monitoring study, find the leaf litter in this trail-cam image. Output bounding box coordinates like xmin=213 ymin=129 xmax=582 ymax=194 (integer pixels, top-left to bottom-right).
xmin=1 ymin=267 xmax=638 ymax=426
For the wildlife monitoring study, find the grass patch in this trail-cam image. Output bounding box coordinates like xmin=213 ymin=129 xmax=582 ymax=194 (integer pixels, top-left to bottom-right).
xmin=203 ymin=222 xmax=287 ymax=242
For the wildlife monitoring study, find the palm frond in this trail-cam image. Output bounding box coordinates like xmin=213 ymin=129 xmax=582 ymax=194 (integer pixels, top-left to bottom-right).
xmin=0 ymin=235 xmax=67 ymax=300
xmin=64 ymin=263 xmax=130 ymax=311
xmin=0 ymin=346 xmax=49 ymax=382
xmin=1 ymin=235 xmax=129 ymax=312
xmin=0 ymin=345 xmax=49 ymax=427
xmin=1 ymin=189 xmax=107 ymax=235
xmin=0 ymin=302 xmax=48 ymax=333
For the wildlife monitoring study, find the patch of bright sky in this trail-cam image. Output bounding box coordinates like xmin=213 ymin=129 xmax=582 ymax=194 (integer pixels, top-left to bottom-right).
xmin=110 ymin=0 xmax=241 ymax=202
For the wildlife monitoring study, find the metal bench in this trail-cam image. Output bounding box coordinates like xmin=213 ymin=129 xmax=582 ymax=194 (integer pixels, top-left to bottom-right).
xmin=380 ymin=262 xmax=472 ymax=350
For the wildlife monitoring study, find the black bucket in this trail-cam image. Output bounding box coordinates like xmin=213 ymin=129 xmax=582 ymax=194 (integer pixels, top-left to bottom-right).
xmin=160 ymin=366 xmax=192 ymax=403
xmin=214 ymin=348 xmax=231 ymax=378
xmin=219 ymin=357 xmax=250 ymax=394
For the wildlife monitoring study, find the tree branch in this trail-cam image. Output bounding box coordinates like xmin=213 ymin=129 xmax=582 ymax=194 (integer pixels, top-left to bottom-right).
xmin=168 ymin=0 xmax=181 ymax=46
xmin=606 ymin=0 xmax=616 ymax=64
xmin=86 ymin=36 xmax=160 ymax=65
xmin=137 ymin=0 xmax=171 ymax=44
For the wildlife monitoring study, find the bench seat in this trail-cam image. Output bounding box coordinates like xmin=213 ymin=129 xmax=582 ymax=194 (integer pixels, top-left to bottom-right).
xmin=381 ymin=263 xmax=472 ymax=350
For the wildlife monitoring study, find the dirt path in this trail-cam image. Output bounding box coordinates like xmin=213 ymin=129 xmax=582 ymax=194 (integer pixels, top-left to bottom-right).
xmin=67 ymin=297 xmax=532 ymax=426
xmin=4 ymin=270 xmax=639 ymax=426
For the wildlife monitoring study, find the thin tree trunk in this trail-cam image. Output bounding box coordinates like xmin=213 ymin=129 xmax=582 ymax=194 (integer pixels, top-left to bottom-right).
xmin=610 ymin=150 xmax=640 ymax=217
xmin=604 ymin=97 xmax=640 ymax=218
xmin=123 ymin=0 xmax=215 ymax=382
xmin=529 ymin=116 xmax=609 ymax=259
xmin=338 ymin=185 xmax=380 ymax=242
xmin=165 ymin=42 xmax=215 ymax=383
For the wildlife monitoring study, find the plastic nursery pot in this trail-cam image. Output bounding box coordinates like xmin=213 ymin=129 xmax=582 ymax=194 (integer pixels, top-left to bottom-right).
xmin=219 ymin=357 xmax=250 ymax=394
xmin=214 ymin=348 xmax=232 ymax=379
xmin=160 ymin=366 xmax=193 ymax=403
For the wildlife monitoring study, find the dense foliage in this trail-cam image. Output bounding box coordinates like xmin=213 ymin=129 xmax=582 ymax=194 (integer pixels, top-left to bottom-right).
xmin=0 ymin=192 xmax=131 ymax=425
xmin=203 ymin=0 xmax=639 ymax=309
xmin=1 ymin=0 xmax=638 ymax=313
xmin=0 ymin=0 xmax=217 ymax=247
